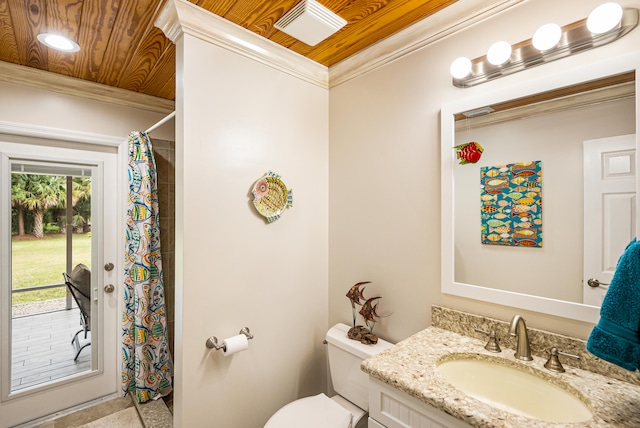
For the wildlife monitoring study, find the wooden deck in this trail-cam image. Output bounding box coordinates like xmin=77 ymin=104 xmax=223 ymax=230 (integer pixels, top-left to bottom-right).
xmin=11 ymin=308 xmax=91 ymax=392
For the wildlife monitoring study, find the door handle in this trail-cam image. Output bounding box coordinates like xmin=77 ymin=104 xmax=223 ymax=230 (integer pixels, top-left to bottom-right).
xmin=104 ymin=284 xmax=115 ymax=293
xmin=587 ymin=278 xmax=609 ymax=288
xmin=104 ymin=262 xmax=114 ymax=271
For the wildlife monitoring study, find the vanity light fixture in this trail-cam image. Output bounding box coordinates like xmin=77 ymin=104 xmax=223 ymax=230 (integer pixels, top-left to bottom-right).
xmin=587 ymin=2 xmax=624 ymax=34
xmin=532 ymin=23 xmax=562 ymax=51
xmin=451 ymin=2 xmax=638 ymax=88
xmin=37 ymin=33 xmax=80 ymax=52
xmin=486 ymin=41 xmax=512 ymax=66
xmin=450 ymin=57 xmax=473 ymax=79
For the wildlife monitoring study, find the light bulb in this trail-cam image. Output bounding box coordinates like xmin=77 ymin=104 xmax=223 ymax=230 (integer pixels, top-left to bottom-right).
xmin=587 ymin=2 xmax=623 ymax=34
xmin=487 ymin=41 xmax=512 ymax=65
xmin=37 ymin=33 xmax=80 ymax=52
xmin=532 ymin=23 xmax=562 ymax=51
xmin=450 ymin=57 xmax=472 ymax=79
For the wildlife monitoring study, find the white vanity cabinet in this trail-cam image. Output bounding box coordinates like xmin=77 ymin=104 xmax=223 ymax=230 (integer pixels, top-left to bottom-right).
xmin=368 ymin=377 xmax=471 ymax=428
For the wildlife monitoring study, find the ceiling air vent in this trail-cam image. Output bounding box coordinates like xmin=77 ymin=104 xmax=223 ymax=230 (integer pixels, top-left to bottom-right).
xmin=274 ymin=0 xmax=347 ymax=46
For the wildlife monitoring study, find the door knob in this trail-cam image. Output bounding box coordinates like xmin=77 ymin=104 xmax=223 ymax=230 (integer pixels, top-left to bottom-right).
xmin=587 ymin=278 xmax=609 ymax=288
xmin=104 ymin=284 xmax=115 ymax=293
xmin=104 ymin=262 xmax=114 ymax=271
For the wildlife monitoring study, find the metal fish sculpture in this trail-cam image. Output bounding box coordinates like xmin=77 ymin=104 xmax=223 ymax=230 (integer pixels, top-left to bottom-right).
xmin=346 ymin=281 xmax=370 ymax=309
xmin=359 ymin=296 xmax=382 ymax=324
xmin=251 ymin=171 xmax=293 ymax=223
xmin=357 ymin=296 xmax=384 ymax=344
xmin=346 ymin=281 xmax=370 ymax=329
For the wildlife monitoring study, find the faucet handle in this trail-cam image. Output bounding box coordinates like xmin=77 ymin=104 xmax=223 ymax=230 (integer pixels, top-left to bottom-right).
xmin=544 ymin=347 xmax=581 ymax=373
xmin=474 ymin=328 xmax=502 ymax=353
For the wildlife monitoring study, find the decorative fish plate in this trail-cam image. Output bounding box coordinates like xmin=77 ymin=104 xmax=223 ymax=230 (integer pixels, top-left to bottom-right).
xmin=251 ymin=171 xmax=293 ymax=223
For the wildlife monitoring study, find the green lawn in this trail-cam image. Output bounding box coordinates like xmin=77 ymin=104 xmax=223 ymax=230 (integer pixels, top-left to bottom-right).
xmin=11 ymin=234 xmax=91 ymax=305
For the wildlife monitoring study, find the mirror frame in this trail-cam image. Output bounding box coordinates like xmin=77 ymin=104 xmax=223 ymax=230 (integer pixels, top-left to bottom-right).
xmin=441 ymin=52 xmax=640 ymax=324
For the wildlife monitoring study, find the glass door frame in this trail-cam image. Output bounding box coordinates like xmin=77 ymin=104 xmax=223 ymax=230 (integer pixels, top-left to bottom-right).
xmin=0 ymin=140 xmax=121 ymax=427
xmin=4 ymin=157 xmax=102 ymax=395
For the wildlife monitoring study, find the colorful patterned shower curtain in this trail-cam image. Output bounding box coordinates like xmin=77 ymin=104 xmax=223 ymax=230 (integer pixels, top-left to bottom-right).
xmin=122 ymin=131 xmax=173 ymax=403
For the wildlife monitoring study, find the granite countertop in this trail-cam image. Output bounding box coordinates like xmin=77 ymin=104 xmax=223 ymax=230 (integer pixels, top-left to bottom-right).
xmin=361 ymin=326 xmax=640 ymax=428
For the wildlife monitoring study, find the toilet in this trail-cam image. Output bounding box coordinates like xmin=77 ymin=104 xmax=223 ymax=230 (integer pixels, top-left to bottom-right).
xmin=264 ymin=323 xmax=393 ymax=428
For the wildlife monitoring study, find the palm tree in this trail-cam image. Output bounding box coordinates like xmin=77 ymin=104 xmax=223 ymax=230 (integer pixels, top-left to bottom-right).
xmin=11 ymin=174 xmax=28 ymax=236
xmin=21 ymin=175 xmax=67 ymax=238
xmin=72 ymin=177 xmax=91 ymax=233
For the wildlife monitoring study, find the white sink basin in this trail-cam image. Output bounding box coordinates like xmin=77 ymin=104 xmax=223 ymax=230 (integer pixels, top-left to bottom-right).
xmin=437 ymin=356 xmax=593 ymax=423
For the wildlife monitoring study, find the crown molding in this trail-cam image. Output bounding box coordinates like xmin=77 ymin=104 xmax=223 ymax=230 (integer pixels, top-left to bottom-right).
xmin=155 ymin=0 xmax=329 ymax=89
xmin=329 ymin=0 xmax=526 ymax=88
xmin=0 ymin=120 xmax=124 ymax=147
xmin=0 ymin=61 xmax=175 ymax=114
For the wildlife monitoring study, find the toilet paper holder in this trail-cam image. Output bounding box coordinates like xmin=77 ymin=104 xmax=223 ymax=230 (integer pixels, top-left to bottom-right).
xmin=206 ymin=327 xmax=254 ymax=351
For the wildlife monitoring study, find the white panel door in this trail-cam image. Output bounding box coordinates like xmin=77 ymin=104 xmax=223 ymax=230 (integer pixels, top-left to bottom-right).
xmin=0 ymin=142 xmax=120 ymax=427
xmin=583 ymin=134 xmax=636 ymax=306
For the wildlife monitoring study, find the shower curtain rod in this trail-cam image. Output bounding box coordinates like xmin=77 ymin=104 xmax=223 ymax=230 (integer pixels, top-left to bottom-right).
xmin=145 ymin=111 xmax=176 ymax=134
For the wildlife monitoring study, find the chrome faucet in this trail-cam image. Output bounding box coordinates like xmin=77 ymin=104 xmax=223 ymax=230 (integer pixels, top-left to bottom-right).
xmin=509 ymin=315 xmax=533 ymax=361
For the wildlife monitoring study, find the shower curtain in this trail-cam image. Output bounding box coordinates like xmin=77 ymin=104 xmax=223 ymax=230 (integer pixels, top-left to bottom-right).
xmin=122 ymin=131 xmax=173 ymax=403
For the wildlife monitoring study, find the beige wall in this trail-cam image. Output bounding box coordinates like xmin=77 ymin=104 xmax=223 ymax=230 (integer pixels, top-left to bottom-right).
xmin=174 ymin=35 xmax=329 ymax=427
xmin=329 ymin=0 xmax=640 ymax=343
xmin=0 ymin=81 xmax=174 ymax=141
xmin=454 ymin=99 xmax=635 ymax=303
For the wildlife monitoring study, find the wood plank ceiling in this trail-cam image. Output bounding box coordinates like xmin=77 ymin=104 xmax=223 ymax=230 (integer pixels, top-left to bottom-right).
xmin=0 ymin=0 xmax=458 ymax=103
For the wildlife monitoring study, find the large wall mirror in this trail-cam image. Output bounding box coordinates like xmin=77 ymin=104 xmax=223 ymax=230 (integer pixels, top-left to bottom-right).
xmin=441 ymin=53 xmax=639 ymax=323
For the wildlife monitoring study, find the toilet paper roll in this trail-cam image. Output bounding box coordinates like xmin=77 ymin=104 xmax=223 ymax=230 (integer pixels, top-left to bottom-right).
xmin=222 ymin=334 xmax=249 ymax=356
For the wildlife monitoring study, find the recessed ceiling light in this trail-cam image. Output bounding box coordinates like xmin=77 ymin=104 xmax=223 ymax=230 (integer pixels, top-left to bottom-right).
xmin=37 ymin=33 xmax=80 ymax=52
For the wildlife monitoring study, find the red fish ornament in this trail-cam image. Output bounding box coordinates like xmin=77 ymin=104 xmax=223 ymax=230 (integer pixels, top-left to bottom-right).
xmin=454 ymin=142 xmax=484 ymax=164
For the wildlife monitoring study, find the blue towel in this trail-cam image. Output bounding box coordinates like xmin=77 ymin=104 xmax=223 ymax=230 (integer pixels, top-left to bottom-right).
xmin=587 ymin=238 xmax=640 ymax=371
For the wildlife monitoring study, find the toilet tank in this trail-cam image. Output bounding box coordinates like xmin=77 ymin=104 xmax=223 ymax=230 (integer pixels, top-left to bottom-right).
xmin=325 ymin=323 xmax=393 ymax=411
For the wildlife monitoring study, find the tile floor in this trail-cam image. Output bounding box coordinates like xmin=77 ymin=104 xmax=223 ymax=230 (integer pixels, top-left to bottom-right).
xmin=32 ymin=397 xmax=135 ymax=428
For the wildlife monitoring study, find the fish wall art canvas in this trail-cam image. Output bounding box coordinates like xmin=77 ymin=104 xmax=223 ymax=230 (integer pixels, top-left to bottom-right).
xmin=480 ymin=161 xmax=542 ymax=247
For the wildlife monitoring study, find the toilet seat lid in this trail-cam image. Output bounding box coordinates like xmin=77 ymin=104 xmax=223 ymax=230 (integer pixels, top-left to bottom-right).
xmin=264 ymin=393 xmax=352 ymax=428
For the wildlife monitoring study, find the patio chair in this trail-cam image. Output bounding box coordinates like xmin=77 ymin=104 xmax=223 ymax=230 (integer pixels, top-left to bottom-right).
xmin=63 ymin=264 xmax=91 ymax=361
